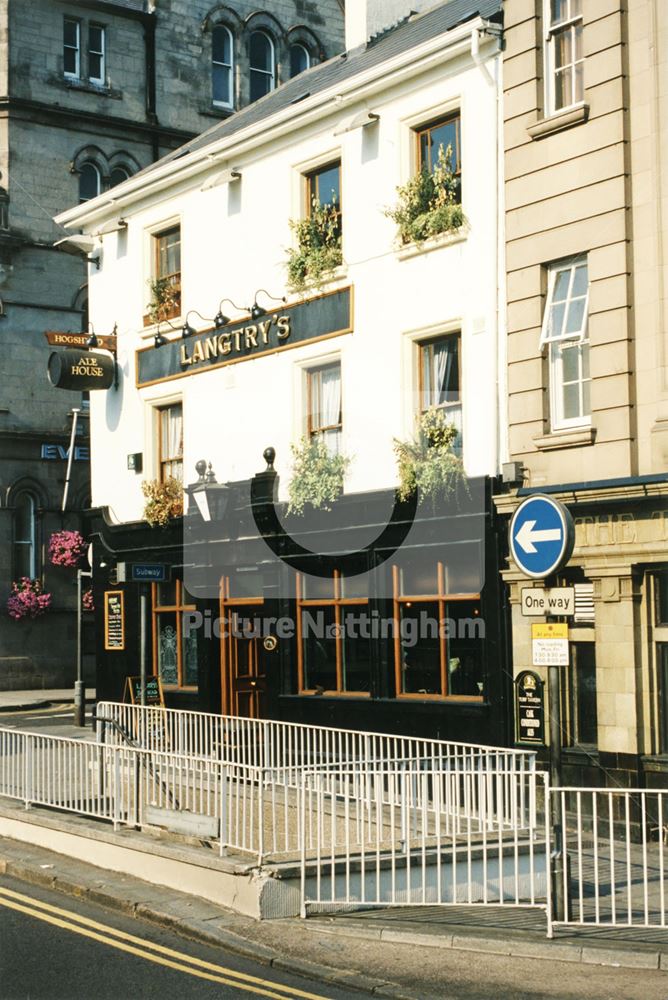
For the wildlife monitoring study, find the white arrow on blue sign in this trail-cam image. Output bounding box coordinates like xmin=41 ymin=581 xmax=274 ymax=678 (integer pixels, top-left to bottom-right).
xmin=509 ymin=495 xmax=575 ymax=579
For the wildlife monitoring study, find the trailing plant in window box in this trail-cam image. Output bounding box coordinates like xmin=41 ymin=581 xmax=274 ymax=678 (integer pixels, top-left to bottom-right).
xmin=394 ymin=407 xmax=465 ymax=505
xmin=286 ymin=198 xmax=343 ymax=293
xmin=48 ymin=529 xmax=87 ymax=568
xmin=141 ymin=477 xmax=184 ymax=527
xmin=7 ymin=578 xmax=52 ymax=621
xmin=385 ymin=144 xmax=465 ymax=247
xmin=145 ymin=277 xmax=181 ymax=326
xmin=287 ymin=436 xmax=350 ymax=516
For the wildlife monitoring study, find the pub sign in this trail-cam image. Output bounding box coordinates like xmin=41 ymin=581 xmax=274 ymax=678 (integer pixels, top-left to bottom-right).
xmin=515 ymin=670 xmax=545 ymax=746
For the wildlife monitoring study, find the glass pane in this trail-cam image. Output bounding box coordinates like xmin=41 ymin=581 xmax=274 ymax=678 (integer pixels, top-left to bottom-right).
xmin=442 ymin=543 xmax=483 ymax=594
xmin=571 ymin=263 xmax=588 ymax=297
xmin=656 ymin=572 xmax=668 ymax=626
xmin=563 ymin=382 xmax=580 ymax=419
xmin=64 ymin=19 xmax=78 ymax=48
xmin=342 ymin=612 xmax=371 ymax=691
xmin=397 ymin=561 xmax=439 ymax=597
xmin=14 ymin=494 xmax=33 ymax=542
xmin=552 ymin=268 xmax=571 ymax=302
xmin=89 ymin=53 xmax=102 ymax=80
xmin=446 ymin=601 xmax=484 ymax=696
xmin=157 ymin=614 xmax=179 ymax=685
xmin=158 ymin=229 xmax=180 ymax=278
xmin=64 ymin=47 xmax=77 ymax=75
xmin=574 ymin=23 xmax=583 ymax=61
xmin=156 ymin=581 xmax=177 ymax=607
xmin=183 ymin=627 xmax=198 ymax=686
xmin=398 ymin=601 xmax=441 ymax=694
xmin=574 ymin=644 xmax=597 ymax=744
xmin=302 ymin=605 xmax=336 ymax=690
xmin=313 ymin=164 xmax=340 ymax=208
xmin=226 ymin=570 xmax=263 ymax=599
xmin=340 ymin=574 xmax=368 ymax=599
xmin=561 ymin=342 xmax=580 ymax=383
xmin=574 ymin=59 xmax=584 ymax=102
xmin=420 ymin=118 xmax=459 ymax=173
xmin=250 ymin=32 xmax=272 ymax=71
xmin=110 ymin=167 xmax=129 ymax=188
xmin=290 ymin=44 xmax=309 ymax=77
xmin=250 ymin=68 xmax=271 ymax=102
xmin=89 ymin=26 xmax=103 ymax=51
xmin=554 ymin=68 xmax=568 ymax=111
xmin=79 ymin=164 xmax=99 ymax=202
xmin=581 ymin=342 xmax=590 ymax=379
xmin=554 ymin=28 xmax=572 ymax=69
xmin=548 ymin=300 xmax=566 ymax=340
xmin=300 ymin=574 xmax=335 ymax=600
xmin=15 ymin=542 xmax=33 ymax=581
xmin=213 ymin=64 xmax=231 ymax=105
xmin=212 ymin=26 xmax=231 ymax=65
xmin=550 ymin=0 xmax=568 ymax=23
xmin=565 ymin=297 xmax=586 ymax=336
xmin=432 ymin=337 xmax=459 ymax=404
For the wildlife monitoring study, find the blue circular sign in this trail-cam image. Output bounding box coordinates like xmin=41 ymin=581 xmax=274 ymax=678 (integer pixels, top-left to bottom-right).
xmin=509 ymin=495 xmax=575 ymax=579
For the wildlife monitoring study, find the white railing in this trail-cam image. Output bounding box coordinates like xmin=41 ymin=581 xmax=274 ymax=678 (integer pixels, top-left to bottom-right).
xmin=551 ymin=787 xmax=668 ymax=931
xmin=96 ymin=701 xmax=536 ymax=776
xmin=300 ymin=765 xmax=549 ymax=915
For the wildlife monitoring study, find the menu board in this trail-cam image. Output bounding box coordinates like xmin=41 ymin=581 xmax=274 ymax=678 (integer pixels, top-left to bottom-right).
xmin=104 ymin=591 xmax=125 ymax=651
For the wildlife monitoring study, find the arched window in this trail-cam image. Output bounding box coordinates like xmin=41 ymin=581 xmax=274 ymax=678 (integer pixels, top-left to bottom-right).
xmin=249 ymin=31 xmax=275 ymax=102
xmin=109 ymin=165 xmax=130 ymax=188
xmin=79 ymin=162 xmax=101 ymax=203
xmin=13 ymin=492 xmax=37 ymax=579
xmin=290 ymin=43 xmax=310 ymax=78
xmin=212 ymin=24 xmax=234 ymax=109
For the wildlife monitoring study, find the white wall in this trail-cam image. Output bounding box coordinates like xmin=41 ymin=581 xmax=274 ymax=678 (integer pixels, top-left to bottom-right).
xmin=87 ymin=43 xmax=503 ymax=524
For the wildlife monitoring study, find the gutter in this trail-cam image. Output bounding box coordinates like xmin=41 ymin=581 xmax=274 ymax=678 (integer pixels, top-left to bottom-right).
xmin=55 ymin=17 xmax=496 ymax=231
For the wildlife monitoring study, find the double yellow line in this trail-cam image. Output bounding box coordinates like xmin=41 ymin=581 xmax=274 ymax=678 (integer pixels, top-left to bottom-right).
xmin=0 ymin=885 xmax=331 ymax=999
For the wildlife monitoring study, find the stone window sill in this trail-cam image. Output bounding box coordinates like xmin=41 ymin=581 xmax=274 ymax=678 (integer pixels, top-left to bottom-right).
xmin=199 ymin=105 xmax=234 ymax=120
xmin=62 ymin=76 xmax=122 ymax=100
xmin=527 ymin=103 xmax=589 ymax=141
xmin=396 ymin=228 xmax=468 ymax=261
xmin=533 ymin=425 xmax=596 ymax=451
xmin=295 ymin=264 xmax=348 ymax=291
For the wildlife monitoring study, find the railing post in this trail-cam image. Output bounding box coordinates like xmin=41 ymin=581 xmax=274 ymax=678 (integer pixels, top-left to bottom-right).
xmin=133 ymin=751 xmax=140 ymax=828
xmin=113 ymin=749 xmax=121 ymax=830
xmin=219 ymin=762 xmax=228 ymax=857
xmin=257 ymin=768 xmax=265 ymax=865
xmin=23 ymin=734 xmax=33 ymax=810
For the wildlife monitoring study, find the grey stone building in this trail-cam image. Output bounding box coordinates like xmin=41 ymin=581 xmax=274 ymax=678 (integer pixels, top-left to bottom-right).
xmin=0 ymin=0 xmax=344 ymax=689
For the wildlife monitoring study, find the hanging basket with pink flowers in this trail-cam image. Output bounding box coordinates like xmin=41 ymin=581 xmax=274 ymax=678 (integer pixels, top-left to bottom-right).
xmin=48 ymin=529 xmax=87 ymax=568
xmin=7 ymin=578 xmax=52 ymax=621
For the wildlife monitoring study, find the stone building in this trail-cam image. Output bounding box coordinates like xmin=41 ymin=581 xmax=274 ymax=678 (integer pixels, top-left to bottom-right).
xmin=0 ymin=0 xmax=344 ymax=689
xmin=495 ymin=1 xmax=668 ymax=790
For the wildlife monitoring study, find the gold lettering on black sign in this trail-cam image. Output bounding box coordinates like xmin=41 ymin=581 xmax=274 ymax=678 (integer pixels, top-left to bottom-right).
xmin=71 ymin=354 xmax=105 ymax=378
xmin=179 ymin=315 xmax=292 ymax=369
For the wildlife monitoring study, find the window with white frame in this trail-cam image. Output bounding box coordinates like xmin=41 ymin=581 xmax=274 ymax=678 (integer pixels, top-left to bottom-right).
xmin=419 ymin=333 xmax=462 ymax=448
xmin=545 ymin=0 xmax=584 ymax=114
xmin=307 ymin=362 xmax=342 ymax=454
xmin=157 ymin=402 xmax=183 ymax=483
xmin=13 ymin=492 xmax=37 ymax=579
xmin=78 ymin=162 xmax=101 ymax=203
xmin=88 ymin=24 xmax=105 ymax=84
xmin=64 ymin=17 xmax=81 ymax=78
xmin=249 ymin=31 xmax=275 ymax=103
xmin=540 ymin=257 xmax=590 ymax=430
xmin=290 ymin=43 xmax=310 ymax=78
xmin=212 ymin=25 xmax=234 ymax=109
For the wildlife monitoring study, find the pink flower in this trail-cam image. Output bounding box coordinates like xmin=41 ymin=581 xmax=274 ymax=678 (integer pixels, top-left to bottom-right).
xmin=82 ymin=588 xmax=94 ymax=612
xmin=7 ymin=578 xmax=52 ymax=621
xmin=48 ymin=530 xmax=87 ymax=568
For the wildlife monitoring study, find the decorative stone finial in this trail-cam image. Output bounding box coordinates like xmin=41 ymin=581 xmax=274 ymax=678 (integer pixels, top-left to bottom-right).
xmin=195 ymin=459 xmax=207 ymax=482
xmin=263 ymin=447 xmax=276 ymax=471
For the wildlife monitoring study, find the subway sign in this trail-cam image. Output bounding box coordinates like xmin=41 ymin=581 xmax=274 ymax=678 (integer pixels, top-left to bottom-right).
xmin=136 ymin=286 xmax=353 ymax=388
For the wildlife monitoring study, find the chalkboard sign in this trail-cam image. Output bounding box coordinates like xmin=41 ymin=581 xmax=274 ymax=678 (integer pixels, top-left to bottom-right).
xmin=104 ymin=591 xmax=125 ymax=651
xmin=124 ymin=675 xmax=165 ymax=707
xmin=515 ymin=670 xmax=545 ymax=746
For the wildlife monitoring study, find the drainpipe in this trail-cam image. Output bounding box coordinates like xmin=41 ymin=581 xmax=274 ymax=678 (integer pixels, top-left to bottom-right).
xmin=143 ymin=9 xmax=159 ymax=161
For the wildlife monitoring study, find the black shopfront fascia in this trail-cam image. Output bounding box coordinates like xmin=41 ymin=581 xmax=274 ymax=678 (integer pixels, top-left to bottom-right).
xmin=87 ymin=476 xmax=511 ymax=746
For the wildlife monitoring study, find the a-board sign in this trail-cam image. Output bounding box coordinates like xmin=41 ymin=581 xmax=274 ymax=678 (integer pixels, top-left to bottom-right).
xmin=532 ymin=622 xmax=569 ymax=667
xmin=515 ymin=671 xmax=545 ymax=745
xmin=104 ymin=591 xmax=125 ymax=651
xmin=521 ymin=587 xmax=575 ymax=617
xmin=124 ymin=675 xmax=165 ymax=706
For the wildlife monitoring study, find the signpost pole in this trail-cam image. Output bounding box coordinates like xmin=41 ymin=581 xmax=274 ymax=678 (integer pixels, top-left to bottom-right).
xmin=74 ymin=568 xmax=92 ymax=728
xmin=547 ymin=633 xmax=569 ymax=923
xmin=139 ymin=584 xmax=148 ymax=708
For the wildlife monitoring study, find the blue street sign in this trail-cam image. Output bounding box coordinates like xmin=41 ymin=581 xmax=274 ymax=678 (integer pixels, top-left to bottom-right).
xmin=509 ymin=495 xmax=575 ymax=579
xmin=116 ymin=562 xmax=171 ymax=584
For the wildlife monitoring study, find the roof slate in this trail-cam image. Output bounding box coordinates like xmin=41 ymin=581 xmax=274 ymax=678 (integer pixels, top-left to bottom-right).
xmin=134 ymin=0 xmax=501 ymax=180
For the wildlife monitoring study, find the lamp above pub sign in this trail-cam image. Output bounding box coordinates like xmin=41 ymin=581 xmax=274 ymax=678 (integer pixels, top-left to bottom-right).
xmin=47 ymin=348 xmax=116 ymax=391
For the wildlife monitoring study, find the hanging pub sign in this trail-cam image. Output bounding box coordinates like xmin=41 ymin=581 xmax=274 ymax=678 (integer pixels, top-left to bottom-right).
xmin=515 ymin=670 xmax=545 ymax=745
xmin=44 ymin=330 xmax=117 ymax=350
xmin=47 ymin=349 xmax=115 ymax=391
xmin=136 ymin=286 xmax=353 ymax=388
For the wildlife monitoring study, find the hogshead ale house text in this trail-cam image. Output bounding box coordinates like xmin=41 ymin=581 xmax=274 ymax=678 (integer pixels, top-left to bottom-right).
xmin=47 ymin=349 xmax=116 ymax=391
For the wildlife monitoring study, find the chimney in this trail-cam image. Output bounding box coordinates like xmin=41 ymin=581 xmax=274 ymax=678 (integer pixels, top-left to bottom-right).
xmin=345 ymin=0 xmax=434 ymax=50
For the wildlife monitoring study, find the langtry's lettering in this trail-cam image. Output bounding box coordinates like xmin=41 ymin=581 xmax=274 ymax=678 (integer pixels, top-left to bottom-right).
xmin=180 ymin=315 xmax=291 ymax=368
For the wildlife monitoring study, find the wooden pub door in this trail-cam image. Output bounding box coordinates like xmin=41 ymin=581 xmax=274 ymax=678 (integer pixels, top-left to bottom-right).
xmin=220 ymin=580 xmax=267 ymax=719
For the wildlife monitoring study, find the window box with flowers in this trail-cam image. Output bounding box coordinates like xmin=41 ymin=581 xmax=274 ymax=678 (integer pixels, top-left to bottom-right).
xmin=394 ymin=407 xmax=465 ymax=506
xmin=48 ymin=529 xmax=87 ymax=568
xmin=7 ymin=578 xmax=52 ymax=621
xmin=144 ymin=276 xmax=181 ymax=327
xmin=286 ymin=199 xmax=343 ymax=294
xmin=287 ymin=436 xmax=350 ymax=516
xmin=386 ymin=143 xmax=465 ymax=249
xmin=142 ymin=477 xmax=184 ymax=527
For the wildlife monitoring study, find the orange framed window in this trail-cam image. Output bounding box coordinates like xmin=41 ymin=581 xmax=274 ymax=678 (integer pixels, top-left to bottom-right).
xmin=152 ymin=580 xmax=197 ymax=689
xmin=306 ymin=160 xmax=342 ymax=237
xmin=415 ymin=112 xmax=461 ymax=202
xmin=296 ymin=570 xmax=370 ymax=696
xmin=157 ymin=402 xmax=183 ymax=483
xmin=393 ymin=561 xmax=483 ymax=701
xmin=307 ymin=361 xmax=342 ymax=454
xmin=153 ymin=225 xmax=181 ymax=320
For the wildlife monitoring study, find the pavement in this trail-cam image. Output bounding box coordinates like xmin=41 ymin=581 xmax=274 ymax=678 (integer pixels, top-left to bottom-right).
xmin=1 ymin=689 xmax=668 ymax=999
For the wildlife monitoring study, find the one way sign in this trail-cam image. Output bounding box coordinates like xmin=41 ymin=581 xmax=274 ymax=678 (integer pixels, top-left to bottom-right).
xmin=510 ymin=495 xmax=575 ymax=579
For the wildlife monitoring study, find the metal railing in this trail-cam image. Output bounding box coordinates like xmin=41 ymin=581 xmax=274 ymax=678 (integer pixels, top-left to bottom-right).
xmin=551 ymin=787 xmax=668 ymax=931
xmin=96 ymin=701 xmax=536 ymax=776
